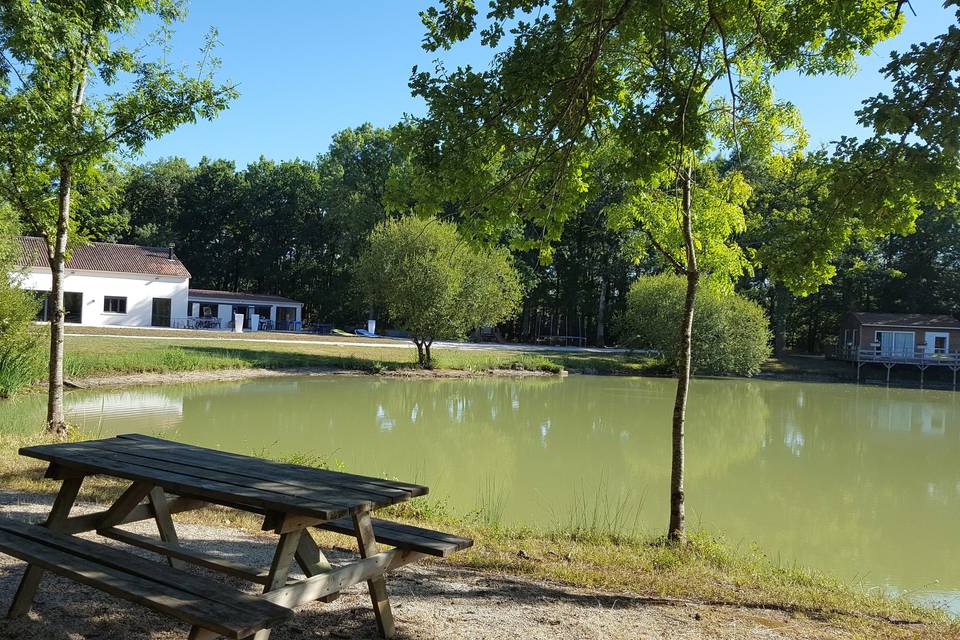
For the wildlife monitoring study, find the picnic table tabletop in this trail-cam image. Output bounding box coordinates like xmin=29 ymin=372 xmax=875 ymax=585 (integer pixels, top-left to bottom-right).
xmin=20 ymin=434 xmax=430 ymax=521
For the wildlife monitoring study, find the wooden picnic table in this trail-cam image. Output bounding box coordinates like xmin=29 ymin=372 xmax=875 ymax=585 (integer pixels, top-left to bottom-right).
xmin=0 ymin=434 xmax=472 ymax=639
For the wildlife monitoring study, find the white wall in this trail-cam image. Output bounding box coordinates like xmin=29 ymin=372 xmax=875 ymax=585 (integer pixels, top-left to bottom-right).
xmin=13 ymin=268 xmax=189 ymax=327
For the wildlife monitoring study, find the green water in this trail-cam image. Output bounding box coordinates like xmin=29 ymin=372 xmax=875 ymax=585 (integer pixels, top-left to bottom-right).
xmin=2 ymin=374 xmax=958 ymax=611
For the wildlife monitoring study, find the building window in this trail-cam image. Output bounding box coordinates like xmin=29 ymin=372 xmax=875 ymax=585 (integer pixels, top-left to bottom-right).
xmin=876 ymin=330 xmax=915 ymax=357
xmin=103 ymin=296 xmax=127 ymax=314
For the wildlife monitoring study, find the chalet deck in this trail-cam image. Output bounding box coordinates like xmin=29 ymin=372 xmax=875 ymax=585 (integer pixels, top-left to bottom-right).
xmin=836 ymin=347 xmax=960 ymax=388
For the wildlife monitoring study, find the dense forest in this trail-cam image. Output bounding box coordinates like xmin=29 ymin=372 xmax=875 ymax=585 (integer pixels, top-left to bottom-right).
xmin=71 ymin=123 xmax=959 ymax=354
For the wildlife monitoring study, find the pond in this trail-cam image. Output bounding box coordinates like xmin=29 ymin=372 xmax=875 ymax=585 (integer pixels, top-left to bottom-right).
xmin=2 ymin=374 xmax=958 ymax=612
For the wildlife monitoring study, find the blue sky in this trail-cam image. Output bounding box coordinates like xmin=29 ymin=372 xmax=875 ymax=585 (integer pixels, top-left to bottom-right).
xmin=136 ymin=1 xmax=955 ymax=166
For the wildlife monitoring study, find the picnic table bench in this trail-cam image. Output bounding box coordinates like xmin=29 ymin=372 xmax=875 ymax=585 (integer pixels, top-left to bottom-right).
xmin=0 ymin=434 xmax=472 ymax=639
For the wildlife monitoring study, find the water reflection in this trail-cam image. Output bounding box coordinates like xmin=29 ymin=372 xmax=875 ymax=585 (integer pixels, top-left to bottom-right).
xmin=1 ymin=375 xmax=959 ymax=611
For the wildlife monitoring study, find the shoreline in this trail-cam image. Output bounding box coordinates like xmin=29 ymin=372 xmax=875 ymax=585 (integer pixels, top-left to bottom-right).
xmin=56 ymin=364 xmax=564 ymax=390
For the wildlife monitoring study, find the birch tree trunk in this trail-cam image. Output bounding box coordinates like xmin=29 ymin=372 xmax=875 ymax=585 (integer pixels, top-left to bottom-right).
xmin=46 ymin=163 xmax=72 ymax=435
xmin=668 ymin=166 xmax=698 ymax=543
xmin=45 ymin=57 xmax=87 ymax=436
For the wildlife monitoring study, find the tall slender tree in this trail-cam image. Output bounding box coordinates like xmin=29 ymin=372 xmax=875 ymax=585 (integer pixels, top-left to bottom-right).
xmin=0 ymin=1 xmax=235 ymax=434
xmin=396 ymin=0 xmax=903 ymax=541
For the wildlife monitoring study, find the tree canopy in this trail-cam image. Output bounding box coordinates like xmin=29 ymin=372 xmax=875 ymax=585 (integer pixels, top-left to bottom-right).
xmin=397 ymin=0 xmax=907 ymax=541
xmin=356 ymin=217 xmax=523 ymax=367
xmin=0 ymin=0 xmax=235 ymax=433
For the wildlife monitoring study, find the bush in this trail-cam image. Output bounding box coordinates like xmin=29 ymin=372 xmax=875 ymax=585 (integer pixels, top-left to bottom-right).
xmin=0 ymin=213 xmax=44 ymax=397
xmin=617 ymin=274 xmax=771 ymax=376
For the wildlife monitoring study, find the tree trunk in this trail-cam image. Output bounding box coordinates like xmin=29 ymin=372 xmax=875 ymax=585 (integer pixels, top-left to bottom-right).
xmin=424 ymin=340 xmax=433 ymax=369
xmin=413 ymin=339 xmax=425 ymax=367
xmin=772 ymin=282 xmax=789 ymax=357
xmin=46 ymin=163 xmax=72 ymax=436
xmin=595 ymin=278 xmax=607 ymax=347
xmin=668 ymin=166 xmax=698 ymax=544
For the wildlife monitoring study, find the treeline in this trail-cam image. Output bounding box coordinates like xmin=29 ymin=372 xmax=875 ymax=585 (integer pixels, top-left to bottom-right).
xmin=87 ymin=124 xmax=638 ymax=338
xmin=752 ymin=205 xmax=960 ymax=353
xmin=83 ymin=124 xmax=960 ymax=351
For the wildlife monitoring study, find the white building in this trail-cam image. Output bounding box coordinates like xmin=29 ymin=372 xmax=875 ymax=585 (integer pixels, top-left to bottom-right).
xmin=12 ymin=237 xmax=302 ymax=329
xmin=186 ymin=288 xmax=303 ymax=330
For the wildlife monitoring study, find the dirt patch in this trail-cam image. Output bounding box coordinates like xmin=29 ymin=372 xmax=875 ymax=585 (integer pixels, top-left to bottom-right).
xmin=0 ymin=493 xmax=941 ymax=640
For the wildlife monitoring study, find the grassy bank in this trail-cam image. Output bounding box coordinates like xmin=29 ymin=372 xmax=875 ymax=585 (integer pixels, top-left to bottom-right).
xmin=39 ymin=332 xmax=659 ymax=381
xmin=0 ymin=429 xmax=954 ymax=639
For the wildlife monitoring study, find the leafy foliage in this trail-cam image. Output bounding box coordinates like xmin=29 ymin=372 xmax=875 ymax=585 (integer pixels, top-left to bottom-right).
xmin=356 ymin=217 xmax=522 ymax=366
xmin=618 ymin=274 xmax=771 ymax=376
xmin=0 ymin=0 xmax=237 ymax=242
xmin=0 ymin=205 xmax=42 ymax=397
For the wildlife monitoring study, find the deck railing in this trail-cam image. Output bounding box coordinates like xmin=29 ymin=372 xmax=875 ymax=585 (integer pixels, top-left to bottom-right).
xmin=837 ymin=347 xmax=960 ymax=367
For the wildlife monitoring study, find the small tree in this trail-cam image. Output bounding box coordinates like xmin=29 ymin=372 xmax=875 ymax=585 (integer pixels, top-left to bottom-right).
xmin=618 ymin=274 xmax=771 ymax=376
xmin=0 ymin=1 xmax=236 ymax=434
xmin=356 ymin=217 xmax=522 ymax=367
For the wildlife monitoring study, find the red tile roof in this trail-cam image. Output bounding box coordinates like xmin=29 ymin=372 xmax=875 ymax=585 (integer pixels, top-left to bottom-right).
xmin=188 ymin=288 xmax=301 ymax=305
xmin=851 ymin=312 xmax=960 ymax=329
xmin=14 ymin=236 xmax=190 ymax=278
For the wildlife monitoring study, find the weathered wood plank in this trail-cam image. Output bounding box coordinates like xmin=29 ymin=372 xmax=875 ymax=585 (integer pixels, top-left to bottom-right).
xmin=0 ymin=519 xmax=288 ymax=624
xmin=115 ymin=434 xmax=428 ymax=498
xmin=317 ymin=517 xmax=473 ymax=558
xmin=98 ymin=481 xmax=154 ymax=528
xmin=98 ymin=527 xmax=270 ymax=585
xmin=84 ymin=440 xmax=385 ymax=512
xmin=0 ymin=523 xmax=290 ymax=638
xmin=353 ymin=511 xmax=396 ymax=639
xmin=19 ymin=444 xmax=345 ymax=520
xmin=261 ymin=548 xmax=423 ymax=609
xmin=61 ymin=496 xmax=205 ymax=534
xmin=254 ymin=519 xmax=304 ymax=640
xmin=147 ymin=487 xmax=187 ymax=570
xmin=7 ymin=475 xmax=83 ymax=618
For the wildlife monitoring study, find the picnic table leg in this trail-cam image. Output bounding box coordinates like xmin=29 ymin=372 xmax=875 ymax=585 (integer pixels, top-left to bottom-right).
xmin=7 ymin=475 xmax=84 ymax=618
xmin=148 ymin=487 xmax=187 ymax=570
xmin=295 ymin=532 xmax=339 ymax=603
xmin=253 ymin=525 xmax=304 ymax=640
xmin=352 ymin=510 xmax=396 ymax=639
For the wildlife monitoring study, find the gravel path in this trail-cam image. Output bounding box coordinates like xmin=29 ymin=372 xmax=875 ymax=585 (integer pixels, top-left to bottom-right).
xmin=0 ymin=493 xmax=911 ymax=640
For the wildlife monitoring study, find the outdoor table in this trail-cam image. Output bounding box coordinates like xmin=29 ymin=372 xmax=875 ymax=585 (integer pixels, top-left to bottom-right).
xmin=0 ymin=434 xmax=471 ymax=639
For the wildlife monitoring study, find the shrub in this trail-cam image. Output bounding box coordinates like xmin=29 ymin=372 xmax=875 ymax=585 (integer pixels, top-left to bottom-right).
xmin=617 ymin=273 xmax=771 ymax=375
xmin=0 ymin=224 xmax=43 ymax=396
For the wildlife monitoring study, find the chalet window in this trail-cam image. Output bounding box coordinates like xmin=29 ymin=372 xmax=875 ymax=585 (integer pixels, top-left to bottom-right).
xmin=103 ymin=296 xmax=127 ymax=314
xmin=876 ymin=330 xmax=914 ymax=357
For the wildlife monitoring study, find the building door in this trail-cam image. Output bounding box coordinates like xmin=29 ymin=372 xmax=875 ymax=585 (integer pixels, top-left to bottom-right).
xmin=877 ymin=330 xmax=914 ymax=357
xmin=924 ymin=331 xmax=949 ymax=355
xmin=151 ymin=298 xmax=172 ymax=327
xmin=63 ymin=292 xmax=83 ymax=324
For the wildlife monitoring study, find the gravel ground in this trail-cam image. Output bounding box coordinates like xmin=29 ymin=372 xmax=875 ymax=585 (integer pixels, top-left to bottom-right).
xmin=0 ymin=492 xmax=912 ymax=640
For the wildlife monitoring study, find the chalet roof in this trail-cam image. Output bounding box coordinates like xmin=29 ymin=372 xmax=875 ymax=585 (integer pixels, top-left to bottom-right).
xmin=851 ymin=312 xmax=960 ymax=329
xmin=14 ymin=236 xmax=190 ymax=279
xmin=188 ymin=288 xmax=302 ymax=305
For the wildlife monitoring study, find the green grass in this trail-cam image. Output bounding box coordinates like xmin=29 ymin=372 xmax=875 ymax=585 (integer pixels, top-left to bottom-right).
xmin=2 ymin=333 xmax=661 ymax=384
xmin=0 ymin=429 xmax=955 ymax=639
